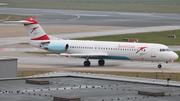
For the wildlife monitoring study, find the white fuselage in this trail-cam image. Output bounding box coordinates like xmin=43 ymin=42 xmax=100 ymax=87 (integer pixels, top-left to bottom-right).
xmin=30 ymin=39 xmax=178 ymax=62
xmin=9 ymin=18 xmax=179 ymax=67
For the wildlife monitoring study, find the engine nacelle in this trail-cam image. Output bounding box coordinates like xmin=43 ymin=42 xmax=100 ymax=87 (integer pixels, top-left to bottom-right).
xmin=44 ymin=43 xmax=69 ymax=52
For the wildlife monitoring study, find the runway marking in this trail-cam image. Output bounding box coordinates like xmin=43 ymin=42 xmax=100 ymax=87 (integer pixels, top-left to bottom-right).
xmin=117 ymin=12 xmax=180 ymax=19
xmin=70 ymin=14 xmax=80 ymax=20
xmin=78 ymin=14 xmax=109 ymax=17
xmin=42 ymin=12 xmax=80 ymax=20
xmin=0 ymin=3 xmax=8 ymax=5
xmin=118 ymin=12 xmax=153 ymax=16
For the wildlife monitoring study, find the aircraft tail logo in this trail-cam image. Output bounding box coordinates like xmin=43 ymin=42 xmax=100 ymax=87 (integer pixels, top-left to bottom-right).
xmin=31 ymin=27 xmax=38 ymax=33
xmin=19 ymin=18 xmax=50 ymax=40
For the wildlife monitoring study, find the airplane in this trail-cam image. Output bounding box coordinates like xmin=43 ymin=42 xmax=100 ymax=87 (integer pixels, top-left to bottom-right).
xmin=11 ymin=18 xmax=179 ymax=68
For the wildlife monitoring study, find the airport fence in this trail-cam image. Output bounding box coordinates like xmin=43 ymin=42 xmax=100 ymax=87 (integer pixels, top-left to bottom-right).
xmin=117 ymin=72 xmax=180 ymax=81
xmin=115 ymin=73 xmax=180 ymax=81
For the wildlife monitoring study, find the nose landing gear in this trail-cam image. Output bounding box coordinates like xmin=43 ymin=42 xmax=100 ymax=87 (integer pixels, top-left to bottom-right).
xmin=158 ymin=64 xmax=162 ymax=68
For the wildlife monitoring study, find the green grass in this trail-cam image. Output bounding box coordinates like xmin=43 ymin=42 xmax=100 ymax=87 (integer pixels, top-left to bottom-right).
xmin=0 ymin=14 xmax=30 ymax=21
xmin=18 ymin=71 xmax=53 ymax=77
xmin=174 ymin=51 xmax=180 ymax=62
xmin=78 ymin=71 xmax=180 ymax=81
xmin=75 ymin=30 xmax=180 ymax=45
xmin=1 ymin=0 xmax=180 ymax=13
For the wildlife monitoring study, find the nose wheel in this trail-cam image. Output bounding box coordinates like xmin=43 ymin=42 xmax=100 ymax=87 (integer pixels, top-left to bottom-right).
xmin=158 ymin=64 xmax=162 ymax=68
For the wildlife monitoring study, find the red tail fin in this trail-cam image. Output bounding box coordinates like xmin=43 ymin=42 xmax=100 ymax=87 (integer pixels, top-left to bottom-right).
xmin=20 ymin=18 xmax=50 ymax=40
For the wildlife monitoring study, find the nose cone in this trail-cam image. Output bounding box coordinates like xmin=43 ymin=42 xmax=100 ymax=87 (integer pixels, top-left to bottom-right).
xmin=172 ymin=52 xmax=178 ymax=60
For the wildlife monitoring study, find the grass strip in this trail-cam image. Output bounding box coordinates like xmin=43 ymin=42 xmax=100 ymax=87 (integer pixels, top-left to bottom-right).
xmin=174 ymin=51 xmax=180 ymax=62
xmin=75 ymin=30 xmax=180 ymax=45
xmin=0 ymin=14 xmax=29 ymax=21
xmin=18 ymin=71 xmax=53 ymax=77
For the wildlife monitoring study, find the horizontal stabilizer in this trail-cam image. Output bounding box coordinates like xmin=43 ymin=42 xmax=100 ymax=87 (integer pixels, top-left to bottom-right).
xmin=18 ymin=20 xmax=34 ymax=24
xmin=4 ymin=20 xmax=33 ymax=24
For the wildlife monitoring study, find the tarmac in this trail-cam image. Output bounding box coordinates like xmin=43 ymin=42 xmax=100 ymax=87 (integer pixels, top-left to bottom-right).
xmin=0 ymin=7 xmax=180 ymax=101
xmin=1 ymin=7 xmax=180 ymax=27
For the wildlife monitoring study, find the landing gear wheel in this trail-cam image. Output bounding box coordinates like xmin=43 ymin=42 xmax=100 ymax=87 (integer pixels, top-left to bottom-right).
xmin=158 ymin=64 xmax=162 ymax=68
xmin=84 ymin=61 xmax=91 ymax=66
xmin=98 ymin=59 xmax=105 ymax=66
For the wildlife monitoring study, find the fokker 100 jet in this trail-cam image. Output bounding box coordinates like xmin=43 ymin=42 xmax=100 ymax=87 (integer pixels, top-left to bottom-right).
xmin=12 ymin=18 xmax=178 ymax=68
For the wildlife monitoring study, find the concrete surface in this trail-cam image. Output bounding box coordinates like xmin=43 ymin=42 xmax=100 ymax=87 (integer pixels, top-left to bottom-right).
xmin=1 ymin=72 xmax=180 ymax=101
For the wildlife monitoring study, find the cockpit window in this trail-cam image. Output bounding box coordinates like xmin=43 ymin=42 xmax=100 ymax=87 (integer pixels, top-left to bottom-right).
xmin=166 ymin=49 xmax=171 ymax=51
xmin=160 ymin=49 xmax=171 ymax=52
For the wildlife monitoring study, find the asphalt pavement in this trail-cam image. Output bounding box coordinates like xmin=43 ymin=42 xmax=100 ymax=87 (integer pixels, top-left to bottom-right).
xmin=0 ymin=7 xmax=180 ymax=27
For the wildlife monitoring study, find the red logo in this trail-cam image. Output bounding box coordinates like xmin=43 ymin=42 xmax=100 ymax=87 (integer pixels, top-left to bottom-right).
xmin=136 ymin=47 xmax=147 ymax=53
xmin=31 ymin=27 xmax=38 ymax=33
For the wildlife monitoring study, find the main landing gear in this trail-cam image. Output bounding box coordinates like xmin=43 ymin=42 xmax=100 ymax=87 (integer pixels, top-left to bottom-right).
xmin=83 ymin=58 xmax=105 ymax=66
xmin=84 ymin=57 xmax=91 ymax=66
xmin=98 ymin=59 xmax=105 ymax=66
xmin=84 ymin=61 xmax=91 ymax=66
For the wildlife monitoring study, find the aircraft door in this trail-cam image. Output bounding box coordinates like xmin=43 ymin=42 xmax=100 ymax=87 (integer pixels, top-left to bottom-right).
xmin=151 ymin=48 xmax=156 ymax=58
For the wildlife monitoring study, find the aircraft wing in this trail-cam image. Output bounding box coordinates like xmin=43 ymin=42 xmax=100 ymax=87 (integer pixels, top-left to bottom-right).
xmin=60 ymin=53 xmax=108 ymax=57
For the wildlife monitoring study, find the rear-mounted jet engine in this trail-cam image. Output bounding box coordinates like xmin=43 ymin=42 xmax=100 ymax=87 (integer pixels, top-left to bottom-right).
xmin=43 ymin=43 xmax=69 ymax=52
